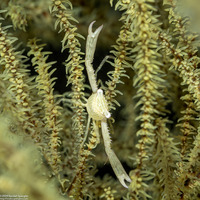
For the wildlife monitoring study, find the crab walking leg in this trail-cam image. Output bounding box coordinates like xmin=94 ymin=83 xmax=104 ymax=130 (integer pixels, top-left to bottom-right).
xmin=82 ymin=117 xmax=91 ymax=146
xmin=93 ymin=121 xmax=100 ymax=147
xmin=85 ymin=21 xmax=103 ymax=93
xmin=95 ymin=55 xmax=115 ymax=77
xmin=101 ymin=119 xmax=131 ymax=188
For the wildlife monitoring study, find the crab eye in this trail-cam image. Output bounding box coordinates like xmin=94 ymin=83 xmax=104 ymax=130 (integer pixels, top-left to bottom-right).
xmin=86 ymin=89 xmax=111 ymax=120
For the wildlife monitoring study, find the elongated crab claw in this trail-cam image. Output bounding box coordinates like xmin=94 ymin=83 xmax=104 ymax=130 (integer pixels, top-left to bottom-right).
xmin=85 ymin=21 xmax=103 ymax=63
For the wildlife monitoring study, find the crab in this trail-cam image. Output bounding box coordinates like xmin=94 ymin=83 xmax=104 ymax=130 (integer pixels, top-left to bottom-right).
xmin=83 ymin=21 xmax=131 ymax=188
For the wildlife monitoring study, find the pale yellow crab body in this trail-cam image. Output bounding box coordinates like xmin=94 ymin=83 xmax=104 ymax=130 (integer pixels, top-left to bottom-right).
xmin=86 ymin=89 xmax=111 ymax=121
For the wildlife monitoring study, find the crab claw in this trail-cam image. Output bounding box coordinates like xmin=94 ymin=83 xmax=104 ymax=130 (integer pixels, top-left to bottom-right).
xmin=119 ymin=174 xmax=132 ymax=189
xmin=106 ymin=149 xmax=131 ymax=188
xmin=88 ymin=21 xmax=103 ymax=38
xmin=86 ymin=21 xmax=103 ymax=63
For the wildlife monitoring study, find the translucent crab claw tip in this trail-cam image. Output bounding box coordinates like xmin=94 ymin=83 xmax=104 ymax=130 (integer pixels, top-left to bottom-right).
xmin=96 ymin=24 xmax=103 ymax=34
xmin=88 ymin=21 xmax=96 ymax=33
xmin=119 ymin=174 xmax=132 ymax=188
xmin=88 ymin=21 xmax=103 ymax=37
